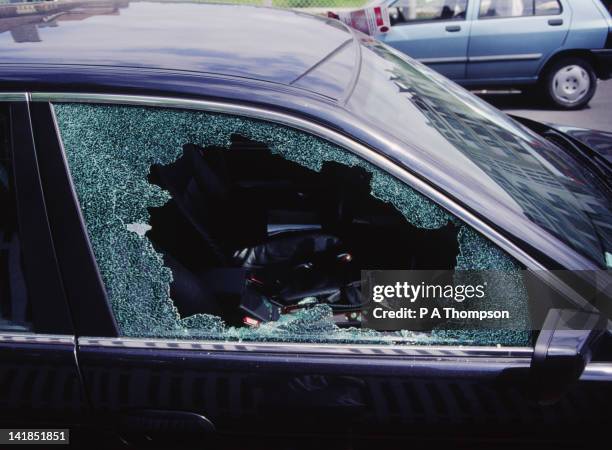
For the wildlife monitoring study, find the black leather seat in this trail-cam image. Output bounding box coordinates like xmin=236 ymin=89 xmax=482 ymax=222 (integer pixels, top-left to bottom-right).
xmin=233 ymin=231 xmax=341 ymax=269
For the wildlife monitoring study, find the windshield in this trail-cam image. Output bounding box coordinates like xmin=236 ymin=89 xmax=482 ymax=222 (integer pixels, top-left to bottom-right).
xmin=347 ymin=36 xmax=612 ymax=268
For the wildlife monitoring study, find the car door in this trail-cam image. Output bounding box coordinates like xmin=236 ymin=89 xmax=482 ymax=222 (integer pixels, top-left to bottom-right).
xmin=0 ymin=94 xmax=85 ymax=431
xmin=467 ymin=0 xmax=571 ymax=83
xmin=28 ymin=95 xmax=612 ymax=445
xmin=380 ymin=0 xmax=472 ymax=80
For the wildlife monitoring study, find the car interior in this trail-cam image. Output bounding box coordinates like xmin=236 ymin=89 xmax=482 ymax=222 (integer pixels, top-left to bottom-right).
xmin=479 ymin=0 xmax=533 ymax=17
xmin=146 ymin=134 xmax=460 ymax=328
xmin=390 ymin=0 xmax=467 ymax=26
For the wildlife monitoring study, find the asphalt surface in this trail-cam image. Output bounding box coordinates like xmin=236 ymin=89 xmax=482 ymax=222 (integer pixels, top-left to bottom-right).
xmin=479 ymin=79 xmax=612 ymax=132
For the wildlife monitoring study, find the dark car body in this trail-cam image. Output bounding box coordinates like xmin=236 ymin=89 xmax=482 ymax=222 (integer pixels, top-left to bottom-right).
xmin=552 ymin=124 xmax=612 ymax=165
xmin=0 ymin=1 xmax=611 ymax=447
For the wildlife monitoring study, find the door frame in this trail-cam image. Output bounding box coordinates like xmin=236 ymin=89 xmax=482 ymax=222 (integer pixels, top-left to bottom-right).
xmin=0 ymin=92 xmax=85 ymax=427
xmin=23 ymin=91 xmax=612 ymax=438
xmin=29 ymin=90 xmax=600 ymax=335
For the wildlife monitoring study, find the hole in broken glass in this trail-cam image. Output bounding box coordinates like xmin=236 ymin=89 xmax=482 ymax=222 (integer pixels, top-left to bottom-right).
xmin=143 ymin=134 xmax=528 ymax=345
xmin=146 ymin=135 xmax=459 ymax=325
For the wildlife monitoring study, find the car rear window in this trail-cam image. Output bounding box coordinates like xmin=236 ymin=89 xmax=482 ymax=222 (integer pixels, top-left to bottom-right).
xmin=478 ymin=0 xmax=562 ymax=18
xmin=535 ymin=0 xmax=562 ymax=15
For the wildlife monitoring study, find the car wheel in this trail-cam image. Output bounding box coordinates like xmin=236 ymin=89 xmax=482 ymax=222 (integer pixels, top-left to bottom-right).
xmin=544 ymin=58 xmax=597 ymax=110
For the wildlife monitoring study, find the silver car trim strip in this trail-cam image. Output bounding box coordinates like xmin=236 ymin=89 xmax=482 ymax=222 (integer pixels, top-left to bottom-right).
xmin=0 ymin=92 xmax=28 ymax=102
xmin=0 ymin=332 xmax=74 ymax=345
xmin=73 ymin=336 xmax=612 ymax=380
xmin=418 ymin=57 xmax=468 ymax=64
xmin=78 ymin=336 xmax=534 ymax=358
xmin=416 ymin=54 xmax=542 ymax=65
xmin=469 ymin=53 xmax=543 ymax=63
xmin=581 ymin=363 xmax=612 ymax=381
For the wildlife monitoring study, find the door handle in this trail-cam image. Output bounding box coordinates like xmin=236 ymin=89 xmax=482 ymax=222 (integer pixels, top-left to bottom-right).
xmin=548 ymin=18 xmax=563 ymax=26
xmin=119 ymin=410 xmax=215 ymax=434
xmin=445 ymin=25 xmax=461 ymax=32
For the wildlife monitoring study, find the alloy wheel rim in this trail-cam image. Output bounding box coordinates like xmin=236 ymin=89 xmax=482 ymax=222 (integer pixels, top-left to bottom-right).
xmin=552 ymin=65 xmax=590 ymax=105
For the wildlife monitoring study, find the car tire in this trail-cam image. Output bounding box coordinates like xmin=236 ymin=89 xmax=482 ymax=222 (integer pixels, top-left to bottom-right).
xmin=544 ymin=57 xmax=597 ymax=110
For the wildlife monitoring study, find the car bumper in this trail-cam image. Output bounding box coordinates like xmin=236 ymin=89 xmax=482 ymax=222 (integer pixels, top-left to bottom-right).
xmin=591 ymin=49 xmax=612 ymax=80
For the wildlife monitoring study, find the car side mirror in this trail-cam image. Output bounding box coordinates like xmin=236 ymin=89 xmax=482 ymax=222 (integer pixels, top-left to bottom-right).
xmin=529 ymin=308 xmax=606 ymax=405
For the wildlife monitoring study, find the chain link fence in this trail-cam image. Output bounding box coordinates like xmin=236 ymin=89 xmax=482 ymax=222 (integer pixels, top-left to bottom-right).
xmin=175 ymin=0 xmax=370 ymax=9
xmin=172 ymin=0 xmax=374 ymax=13
xmin=1 ymin=0 xmax=371 ymax=10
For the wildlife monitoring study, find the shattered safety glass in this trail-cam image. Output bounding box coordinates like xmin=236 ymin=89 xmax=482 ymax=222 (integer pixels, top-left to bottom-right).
xmin=54 ymin=103 xmax=531 ymax=346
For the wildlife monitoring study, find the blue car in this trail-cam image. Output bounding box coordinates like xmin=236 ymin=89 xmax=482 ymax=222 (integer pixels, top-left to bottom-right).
xmin=380 ymin=0 xmax=612 ymax=109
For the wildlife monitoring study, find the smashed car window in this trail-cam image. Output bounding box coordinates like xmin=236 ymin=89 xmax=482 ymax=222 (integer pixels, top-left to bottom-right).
xmin=53 ymin=103 xmax=530 ymax=346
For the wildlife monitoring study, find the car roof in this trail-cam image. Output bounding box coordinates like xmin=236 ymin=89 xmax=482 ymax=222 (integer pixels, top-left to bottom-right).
xmin=0 ymin=0 xmax=356 ymax=96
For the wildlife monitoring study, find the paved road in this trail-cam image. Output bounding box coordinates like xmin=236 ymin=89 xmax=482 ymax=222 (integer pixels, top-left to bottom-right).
xmin=479 ymin=79 xmax=612 ymax=132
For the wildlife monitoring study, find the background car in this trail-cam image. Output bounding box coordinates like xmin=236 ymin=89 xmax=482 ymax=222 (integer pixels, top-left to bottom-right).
xmin=379 ymin=0 xmax=612 ymax=109
xmin=0 ymin=1 xmax=611 ymax=447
